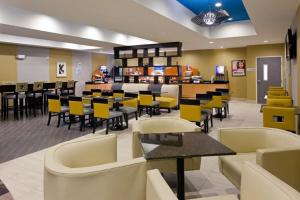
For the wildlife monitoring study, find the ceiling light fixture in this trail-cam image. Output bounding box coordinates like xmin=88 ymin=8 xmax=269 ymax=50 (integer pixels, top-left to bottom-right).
xmin=215 ymin=2 xmax=222 ymax=7
xmin=191 ymin=1 xmax=230 ymax=27
xmin=264 ymin=40 xmax=269 ymax=43
xmin=209 ymin=41 xmax=214 ymax=44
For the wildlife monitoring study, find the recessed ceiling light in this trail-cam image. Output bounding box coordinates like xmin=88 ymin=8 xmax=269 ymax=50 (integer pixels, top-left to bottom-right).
xmin=209 ymin=41 xmax=214 ymax=44
xmin=228 ymin=18 xmax=233 ymax=21
xmin=264 ymin=40 xmax=269 ymax=43
xmin=215 ymin=2 xmax=222 ymax=7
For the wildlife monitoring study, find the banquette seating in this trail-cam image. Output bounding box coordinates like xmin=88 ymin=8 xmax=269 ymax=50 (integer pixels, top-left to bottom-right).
xmin=218 ymin=127 xmax=300 ymax=191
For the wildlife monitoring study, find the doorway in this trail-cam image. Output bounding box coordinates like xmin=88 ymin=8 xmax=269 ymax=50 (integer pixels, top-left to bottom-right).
xmin=257 ymin=57 xmax=282 ymax=104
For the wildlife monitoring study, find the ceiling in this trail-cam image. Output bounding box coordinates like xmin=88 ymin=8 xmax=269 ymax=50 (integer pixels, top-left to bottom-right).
xmin=177 ymin=0 xmax=250 ymax=22
xmin=0 ymin=0 xmax=299 ymax=53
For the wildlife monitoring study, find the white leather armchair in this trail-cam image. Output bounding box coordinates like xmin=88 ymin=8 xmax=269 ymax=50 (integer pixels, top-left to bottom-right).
xmin=218 ymin=127 xmax=300 ymax=190
xmin=44 ymin=134 xmax=147 ymax=200
xmin=132 ymin=117 xmax=202 ymax=173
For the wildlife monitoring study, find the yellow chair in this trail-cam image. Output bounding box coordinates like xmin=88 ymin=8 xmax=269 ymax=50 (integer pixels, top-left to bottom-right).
xmin=268 ymin=95 xmax=292 ymax=99
xmin=93 ymin=98 xmax=123 ymax=134
xmin=207 ymin=91 xmax=227 ymax=121
xmin=68 ymin=96 xmax=93 ymax=131
xmin=196 ymin=93 xmax=213 ymax=129
xmin=139 ymin=91 xmax=159 ymax=117
xmin=269 ymin=86 xmax=284 ymax=90
xmin=47 ymin=94 xmax=69 ymax=128
xmin=266 ymin=98 xmax=292 ymax=107
xmin=120 ymin=93 xmax=138 ymax=128
xmin=180 ymin=99 xmax=208 ymax=133
xmin=267 ymin=90 xmax=287 ymax=96
xmin=91 ymin=89 xmax=102 ymax=97
xmin=113 ymin=90 xmax=125 ymax=98
xmin=263 ymin=106 xmax=295 ymax=132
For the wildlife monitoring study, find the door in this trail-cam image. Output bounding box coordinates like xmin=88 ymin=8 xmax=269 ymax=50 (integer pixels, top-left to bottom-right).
xmin=257 ymin=57 xmax=282 ymax=104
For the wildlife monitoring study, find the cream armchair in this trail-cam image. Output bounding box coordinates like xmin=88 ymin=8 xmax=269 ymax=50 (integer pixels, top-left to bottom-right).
xmin=218 ymin=127 xmax=300 ymax=190
xmin=44 ymin=134 xmax=147 ymax=200
xmin=132 ymin=117 xmax=202 ymax=173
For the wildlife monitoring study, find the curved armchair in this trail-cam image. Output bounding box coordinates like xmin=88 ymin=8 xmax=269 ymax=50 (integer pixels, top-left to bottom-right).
xmin=44 ymin=134 xmax=147 ymax=200
xmin=132 ymin=117 xmax=202 ymax=173
xmin=218 ymin=127 xmax=300 ymax=190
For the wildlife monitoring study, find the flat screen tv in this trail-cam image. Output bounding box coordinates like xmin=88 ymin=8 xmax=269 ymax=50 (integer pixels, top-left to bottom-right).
xmin=286 ymin=29 xmax=297 ymax=60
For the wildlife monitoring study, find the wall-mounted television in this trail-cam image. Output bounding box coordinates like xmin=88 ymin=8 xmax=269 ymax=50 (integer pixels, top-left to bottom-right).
xmin=286 ymin=29 xmax=297 ymax=60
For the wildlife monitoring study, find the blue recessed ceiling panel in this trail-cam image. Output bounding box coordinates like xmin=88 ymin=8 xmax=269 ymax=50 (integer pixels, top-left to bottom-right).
xmin=177 ymin=0 xmax=250 ymax=22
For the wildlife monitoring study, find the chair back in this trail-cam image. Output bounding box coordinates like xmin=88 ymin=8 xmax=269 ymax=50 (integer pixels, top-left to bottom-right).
xmin=91 ymin=89 xmax=102 ymax=97
xmin=113 ymin=90 xmax=125 ymax=98
xmin=93 ymin=98 xmax=110 ymax=119
xmin=268 ymin=95 xmax=292 ymax=99
xmin=180 ymin=99 xmax=201 ymax=122
xmin=16 ymin=82 xmax=28 ymax=92
xmin=69 ymin=96 xmax=83 ymax=116
xmin=101 ymin=91 xmax=113 ymax=97
xmin=241 ymin=162 xmax=300 ymax=200
xmin=263 ymin=106 xmax=295 ymax=132
xmin=266 ymin=98 xmax=292 ymax=107
xmin=33 ymin=81 xmax=44 ymax=91
xmin=216 ymin=88 xmax=230 ymax=101
xmin=269 ymin=86 xmax=284 ymax=90
xmin=139 ymin=91 xmax=153 ymax=106
xmin=55 ymin=81 xmax=63 ymax=89
xmin=48 ymin=94 xmax=61 ymax=113
xmin=82 ymin=91 xmax=92 ymax=96
xmin=67 ymin=80 xmax=75 ymax=89
xmin=123 ymin=93 xmax=138 ymax=108
xmin=267 ymin=90 xmax=286 ymax=96
xmin=196 ymin=93 xmax=212 ymax=100
xmin=207 ymin=91 xmax=223 ymax=108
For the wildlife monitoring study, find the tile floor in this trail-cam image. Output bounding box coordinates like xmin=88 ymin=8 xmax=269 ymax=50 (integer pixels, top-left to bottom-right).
xmin=0 ymin=100 xmax=263 ymax=200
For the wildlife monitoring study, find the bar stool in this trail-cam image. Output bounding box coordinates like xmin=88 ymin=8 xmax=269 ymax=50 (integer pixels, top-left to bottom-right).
xmin=27 ymin=81 xmax=44 ymax=117
xmin=139 ymin=91 xmax=160 ymax=117
xmin=68 ymin=96 xmax=93 ymax=131
xmin=47 ymin=94 xmax=69 ymax=128
xmin=93 ymin=98 xmax=123 ymax=134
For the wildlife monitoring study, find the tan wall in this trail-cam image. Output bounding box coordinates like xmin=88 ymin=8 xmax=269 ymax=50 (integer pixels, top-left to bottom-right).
xmin=246 ymin=44 xmax=285 ymax=100
xmin=297 ymin=6 xmax=300 ymax=106
xmin=92 ymin=53 xmax=109 ymax=72
xmin=0 ymin=43 xmax=17 ymax=83
xmin=175 ymin=48 xmax=247 ymax=98
xmin=49 ymin=49 xmax=73 ymax=82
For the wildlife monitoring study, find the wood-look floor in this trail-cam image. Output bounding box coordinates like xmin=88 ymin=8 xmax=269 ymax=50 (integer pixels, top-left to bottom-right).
xmin=0 ymin=112 xmax=95 ymax=163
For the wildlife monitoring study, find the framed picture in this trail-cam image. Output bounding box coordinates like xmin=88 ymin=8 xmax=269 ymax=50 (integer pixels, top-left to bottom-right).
xmin=57 ymin=62 xmax=67 ymax=77
xmin=232 ymin=60 xmax=246 ymax=77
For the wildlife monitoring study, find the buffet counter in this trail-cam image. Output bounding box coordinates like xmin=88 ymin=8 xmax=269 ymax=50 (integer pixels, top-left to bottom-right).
xmin=181 ymin=83 xmax=229 ymax=98
xmin=85 ymin=82 xmax=229 ymax=99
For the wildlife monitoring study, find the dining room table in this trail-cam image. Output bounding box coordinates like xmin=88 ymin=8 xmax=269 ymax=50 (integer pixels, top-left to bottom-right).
xmin=139 ymin=132 xmax=236 ymax=200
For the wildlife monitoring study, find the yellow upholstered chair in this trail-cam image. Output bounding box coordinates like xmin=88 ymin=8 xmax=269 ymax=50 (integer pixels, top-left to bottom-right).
xmin=113 ymin=89 xmax=125 ymax=98
xmin=268 ymin=95 xmax=292 ymax=99
xmin=267 ymin=90 xmax=287 ymax=96
xmin=263 ymin=106 xmax=295 ymax=132
xmin=266 ymin=98 xmax=292 ymax=107
xmin=207 ymin=91 xmax=227 ymax=121
xmin=132 ymin=117 xmax=202 ymax=173
xmin=93 ymin=98 xmax=123 ymax=134
xmin=119 ymin=92 xmax=138 ymax=128
xmin=91 ymin=89 xmax=102 ymax=97
xmin=68 ymin=96 xmax=93 ymax=131
xmin=139 ymin=91 xmax=159 ymax=117
xmin=180 ymin=99 xmax=208 ymax=133
xmin=47 ymin=94 xmax=69 ymax=128
xmin=269 ymin=86 xmax=284 ymax=90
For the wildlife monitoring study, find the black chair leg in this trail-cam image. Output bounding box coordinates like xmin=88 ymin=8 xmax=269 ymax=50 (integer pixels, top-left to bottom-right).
xmin=150 ymin=107 xmax=152 ymax=117
xmin=80 ymin=116 xmax=85 ymax=131
xmin=210 ymin=114 xmax=213 ymax=127
xmin=124 ymin=114 xmax=128 ymax=128
xmin=57 ymin=113 xmax=61 ymax=128
xmin=93 ymin=117 xmax=97 ymax=133
xmin=106 ymin=119 xmax=109 ymax=135
xmin=135 ymin=112 xmax=138 ymax=120
xmin=47 ymin=112 xmax=52 ymax=126
xmin=168 ymin=108 xmax=171 ymax=113
xmin=68 ymin=115 xmax=72 ymax=130
xmin=139 ymin=106 xmax=142 ymax=117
